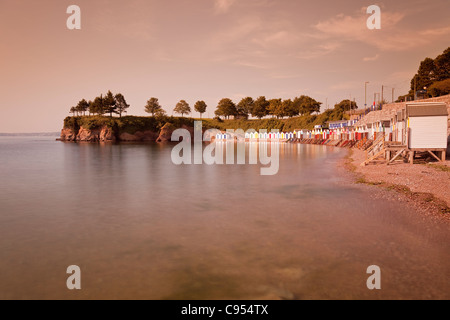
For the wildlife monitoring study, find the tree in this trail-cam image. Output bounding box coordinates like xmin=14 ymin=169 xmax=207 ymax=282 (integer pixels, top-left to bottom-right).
xmin=215 ymin=98 xmax=237 ymax=119
xmin=268 ymin=99 xmax=282 ymax=118
xmin=145 ymin=97 xmax=164 ymax=116
xmin=174 ymin=100 xmax=191 ymax=117
xmin=334 ymin=99 xmax=358 ymax=112
xmin=236 ymin=97 xmax=254 ymax=117
xmin=252 ymin=96 xmax=269 ymax=119
xmin=194 ymin=100 xmax=207 ymax=119
xmin=283 ymin=99 xmax=298 ymax=118
xmin=104 ymin=90 xmax=117 ymax=117
xmin=115 ymin=93 xmax=130 ymax=117
xmin=433 ymin=47 xmax=450 ymax=81
xmin=154 ymin=108 xmax=167 ymax=117
xmin=294 ymin=95 xmax=322 ymax=115
xmin=428 ymin=78 xmax=450 ymax=97
xmin=397 ymin=47 xmax=450 ymax=101
xmin=70 ymin=106 xmax=77 ymax=116
xmin=76 ymin=99 xmax=89 ymax=116
xmin=90 ymin=95 xmax=105 ymax=115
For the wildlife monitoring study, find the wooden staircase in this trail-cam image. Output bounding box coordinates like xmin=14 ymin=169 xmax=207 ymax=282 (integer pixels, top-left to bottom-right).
xmin=361 ymin=133 xmax=386 ymax=166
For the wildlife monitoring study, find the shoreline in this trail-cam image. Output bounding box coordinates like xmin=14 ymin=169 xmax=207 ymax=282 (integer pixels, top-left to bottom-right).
xmin=340 ymin=148 xmax=450 ymax=222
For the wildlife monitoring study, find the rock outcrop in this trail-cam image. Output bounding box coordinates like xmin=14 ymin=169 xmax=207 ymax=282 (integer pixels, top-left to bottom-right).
xmin=156 ymin=123 xmax=195 ymax=142
xmin=76 ymin=126 xmax=116 ymax=142
xmin=60 ymin=126 xmax=116 ymax=142
xmin=60 ymin=123 xmax=192 ymax=143
xmin=156 ymin=123 xmax=176 ymax=142
xmin=60 ymin=128 xmax=77 ymax=141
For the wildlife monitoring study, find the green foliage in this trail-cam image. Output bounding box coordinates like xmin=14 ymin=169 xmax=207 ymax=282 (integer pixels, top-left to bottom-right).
xmin=428 ymin=79 xmax=450 ymax=97
xmin=434 ymin=47 xmax=450 ymax=81
xmin=174 ymin=100 xmax=191 ymax=117
xmin=201 ymin=108 xmax=347 ymax=132
xmin=402 ymin=47 xmax=450 ymax=99
xmin=294 ymin=95 xmax=322 ymax=115
xmin=145 ymin=97 xmax=164 ymax=116
xmin=284 ymin=99 xmax=298 ymax=118
xmin=410 ymin=57 xmax=436 ymax=94
xmin=215 ymin=98 xmax=237 ymax=119
xmin=252 ymin=96 xmax=269 ymax=119
xmin=103 ymin=90 xmax=117 ymax=116
xmin=76 ymin=99 xmax=89 ymax=116
xmin=194 ymin=101 xmax=207 ymax=118
xmin=64 ymin=116 xmax=80 ymax=131
xmin=63 ymin=104 xmax=348 ymax=139
xmin=236 ymin=97 xmax=254 ymax=117
xmin=89 ymin=95 xmax=105 ymax=115
xmin=334 ymin=99 xmax=358 ymax=112
xmin=115 ymin=93 xmax=130 ymax=117
xmin=267 ymin=99 xmax=282 ymax=118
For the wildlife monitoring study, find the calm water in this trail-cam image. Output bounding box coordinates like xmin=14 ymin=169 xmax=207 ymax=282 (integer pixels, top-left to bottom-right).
xmin=0 ymin=136 xmax=449 ymax=300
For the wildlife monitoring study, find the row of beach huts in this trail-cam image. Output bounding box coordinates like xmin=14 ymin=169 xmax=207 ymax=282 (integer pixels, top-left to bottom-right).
xmin=215 ymin=101 xmax=449 ymax=165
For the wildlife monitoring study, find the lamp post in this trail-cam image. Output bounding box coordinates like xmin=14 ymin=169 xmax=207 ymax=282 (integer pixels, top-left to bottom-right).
xmin=365 ymin=81 xmax=369 ymax=111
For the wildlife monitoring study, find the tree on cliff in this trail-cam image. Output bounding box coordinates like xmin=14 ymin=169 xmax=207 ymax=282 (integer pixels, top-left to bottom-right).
xmin=334 ymin=99 xmax=358 ymax=112
xmin=89 ymin=95 xmax=105 ymax=115
xmin=194 ymin=101 xmax=207 ymax=119
xmin=400 ymin=47 xmax=450 ymax=100
xmin=104 ymin=90 xmax=117 ymax=117
xmin=145 ymin=97 xmax=164 ymax=116
xmin=251 ymin=96 xmax=269 ymax=119
xmin=236 ymin=97 xmax=254 ymax=117
xmin=115 ymin=93 xmax=130 ymax=117
xmin=174 ymin=100 xmax=191 ymax=117
xmin=215 ymin=98 xmax=237 ymax=119
xmin=268 ymin=99 xmax=282 ymax=118
xmin=294 ymin=95 xmax=322 ymax=115
xmin=434 ymin=47 xmax=450 ymax=81
xmin=428 ymin=78 xmax=450 ymax=97
xmin=70 ymin=106 xmax=77 ymax=116
xmin=283 ymin=99 xmax=298 ymax=118
xmin=76 ymin=99 xmax=89 ymax=116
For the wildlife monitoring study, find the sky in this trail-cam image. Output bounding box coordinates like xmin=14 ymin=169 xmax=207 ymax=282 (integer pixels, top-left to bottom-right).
xmin=0 ymin=0 xmax=449 ymax=132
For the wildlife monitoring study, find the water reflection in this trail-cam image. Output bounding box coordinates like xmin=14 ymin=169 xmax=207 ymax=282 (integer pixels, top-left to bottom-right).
xmin=0 ymin=138 xmax=449 ymax=299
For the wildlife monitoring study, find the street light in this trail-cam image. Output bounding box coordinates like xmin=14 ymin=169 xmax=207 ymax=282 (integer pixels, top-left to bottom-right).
xmin=365 ymin=82 xmax=369 ymax=110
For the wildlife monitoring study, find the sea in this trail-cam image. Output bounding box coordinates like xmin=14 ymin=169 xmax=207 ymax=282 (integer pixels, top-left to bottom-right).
xmin=0 ymin=136 xmax=448 ymax=299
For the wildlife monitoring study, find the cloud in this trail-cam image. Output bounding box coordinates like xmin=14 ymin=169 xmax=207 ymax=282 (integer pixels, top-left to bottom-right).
xmin=363 ymin=54 xmax=380 ymax=62
xmin=313 ymin=7 xmax=450 ymax=52
xmin=214 ymin=0 xmax=237 ymax=13
xmin=296 ymin=43 xmax=341 ymax=60
xmin=419 ymin=26 xmax=450 ymax=36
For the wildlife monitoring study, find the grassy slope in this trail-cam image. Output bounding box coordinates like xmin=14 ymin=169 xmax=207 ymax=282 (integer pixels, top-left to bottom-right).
xmin=63 ymin=109 xmax=348 ymax=134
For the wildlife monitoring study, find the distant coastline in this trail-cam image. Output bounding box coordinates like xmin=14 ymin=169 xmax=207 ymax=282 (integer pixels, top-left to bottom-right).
xmin=0 ymin=132 xmax=60 ymax=137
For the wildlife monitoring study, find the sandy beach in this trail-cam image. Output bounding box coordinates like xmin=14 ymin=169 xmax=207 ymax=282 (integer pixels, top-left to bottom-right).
xmin=342 ymin=148 xmax=450 ymax=221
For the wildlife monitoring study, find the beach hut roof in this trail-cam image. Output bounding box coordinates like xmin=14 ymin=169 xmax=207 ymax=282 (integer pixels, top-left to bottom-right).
xmin=406 ymin=103 xmax=448 ymax=117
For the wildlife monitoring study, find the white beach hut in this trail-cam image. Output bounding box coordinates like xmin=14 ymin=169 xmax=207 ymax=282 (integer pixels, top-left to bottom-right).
xmin=406 ymin=102 xmax=448 ymax=162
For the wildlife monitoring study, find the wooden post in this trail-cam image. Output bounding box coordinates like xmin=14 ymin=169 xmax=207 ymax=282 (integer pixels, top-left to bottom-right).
xmin=409 ymin=151 xmax=414 ymax=164
xmin=442 ymin=150 xmax=447 ymax=162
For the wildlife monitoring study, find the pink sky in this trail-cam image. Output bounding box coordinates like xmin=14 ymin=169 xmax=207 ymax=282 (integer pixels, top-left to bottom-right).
xmin=0 ymin=0 xmax=449 ymax=132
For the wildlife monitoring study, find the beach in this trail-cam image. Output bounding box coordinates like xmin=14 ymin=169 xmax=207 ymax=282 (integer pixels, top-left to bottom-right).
xmin=343 ymin=148 xmax=450 ymax=221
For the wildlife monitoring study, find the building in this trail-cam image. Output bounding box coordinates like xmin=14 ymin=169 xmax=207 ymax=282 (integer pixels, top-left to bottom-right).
xmin=406 ymin=102 xmax=448 ymax=153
